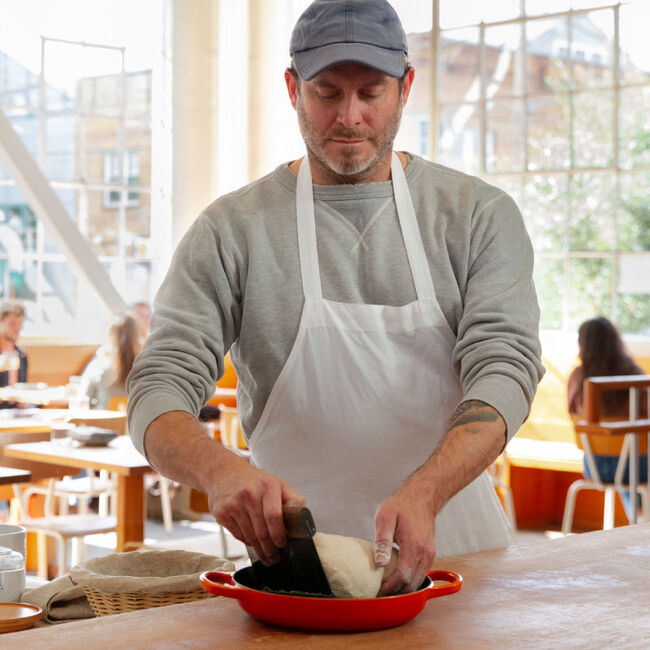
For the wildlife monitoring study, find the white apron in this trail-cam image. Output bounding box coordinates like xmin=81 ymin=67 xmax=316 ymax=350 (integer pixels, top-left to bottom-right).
xmin=248 ymin=153 xmax=512 ymax=557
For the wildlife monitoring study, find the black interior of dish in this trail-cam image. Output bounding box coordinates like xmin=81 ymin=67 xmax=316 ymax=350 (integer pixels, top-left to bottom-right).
xmin=233 ymin=566 xmax=431 ymax=598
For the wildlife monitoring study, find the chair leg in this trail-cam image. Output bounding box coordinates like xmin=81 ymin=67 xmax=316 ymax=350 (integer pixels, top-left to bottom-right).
xmin=562 ymin=481 xmax=584 ymax=535
xmin=58 ymin=537 xmax=69 ymax=577
xmin=159 ymin=476 xmax=173 ymax=534
xmin=110 ymin=472 xmax=119 ymax=517
xmin=219 ymin=525 xmax=229 ymax=558
xmin=36 ymin=533 xmax=49 ymax=580
xmin=98 ymin=492 xmax=109 ymax=517
xmin=73 ymin=536 xmax=85 ymax=566
xmin=603 ymin=488 xmax=615 ymax=530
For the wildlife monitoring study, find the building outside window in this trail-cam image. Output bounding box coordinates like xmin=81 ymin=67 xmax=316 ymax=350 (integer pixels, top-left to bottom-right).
xmin=1 ymin=0 xmax=649 ymax=340
xmin=0 ymin=1 xmax=159 ymax=338
xmin=103 ymin=149 xmax=140 ymax=208
xmin=431 ymin=0 xmax=650 ymax=335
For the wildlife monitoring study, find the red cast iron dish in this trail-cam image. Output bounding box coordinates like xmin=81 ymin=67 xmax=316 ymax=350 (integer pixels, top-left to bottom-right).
xmin=200 ymin=567 xmax=463 ymax=632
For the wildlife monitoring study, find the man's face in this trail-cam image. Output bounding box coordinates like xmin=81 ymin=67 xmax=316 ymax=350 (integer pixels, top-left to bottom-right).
xmin=0 ymin=313 xmax=24 ymax=344
xmin=286 ymin=62 xmax=413 ymax=184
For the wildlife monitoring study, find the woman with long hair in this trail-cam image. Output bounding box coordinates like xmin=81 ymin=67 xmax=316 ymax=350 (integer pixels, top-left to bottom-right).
xmin=79 ymin=312 xmax=143 ymax=409
xmin=567 ymin=316 xmax=647 ymax=519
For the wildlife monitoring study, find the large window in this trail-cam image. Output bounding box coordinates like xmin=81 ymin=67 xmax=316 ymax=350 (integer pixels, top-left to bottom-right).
xmin=0 ymin=0 xmax=160 ymax=338
xmin=2 ymin=1 xmax=648 ymax=340
xmin=433 ymin=1 xmax=650 ymax=335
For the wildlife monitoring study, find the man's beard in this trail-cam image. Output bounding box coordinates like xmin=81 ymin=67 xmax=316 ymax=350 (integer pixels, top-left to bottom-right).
xmin=296 ymin=98 xmax=403 ymax=182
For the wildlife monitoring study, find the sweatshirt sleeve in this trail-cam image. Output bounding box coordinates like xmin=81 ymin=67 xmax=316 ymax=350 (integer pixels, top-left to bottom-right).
xmin=127 ymin=213 xmax=241 ymax=457
xmin=452 ymin=192 xmax=545 ymax=441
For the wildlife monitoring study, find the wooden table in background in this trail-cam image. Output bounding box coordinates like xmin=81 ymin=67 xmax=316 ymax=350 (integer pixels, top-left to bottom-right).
xmin=3 ymin=436 xmax=150 ymax=551
xmin=0 ymin=467 xmax=31 ymax=485
xmin=6 ymin=523 xmax=650 ymax=648
xmin=0 ymin=385 xmax=69 ymax=407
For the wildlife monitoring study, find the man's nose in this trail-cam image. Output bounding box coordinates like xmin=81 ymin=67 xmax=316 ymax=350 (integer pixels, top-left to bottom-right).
xmin=337 ymin=94 xmax=363 ymax=128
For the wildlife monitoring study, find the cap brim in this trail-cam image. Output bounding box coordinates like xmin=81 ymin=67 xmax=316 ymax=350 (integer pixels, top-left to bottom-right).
xmin=293 ymin=42 xmax=405 ymax=80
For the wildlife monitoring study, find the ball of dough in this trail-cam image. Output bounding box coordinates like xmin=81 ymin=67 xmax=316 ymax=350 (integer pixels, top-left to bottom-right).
xmin=313 ymin=532 xmax=398 ymax=599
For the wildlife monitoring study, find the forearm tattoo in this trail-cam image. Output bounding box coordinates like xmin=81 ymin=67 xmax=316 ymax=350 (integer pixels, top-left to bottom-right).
xmin=447 ymin=399 xmax=499 ymax=434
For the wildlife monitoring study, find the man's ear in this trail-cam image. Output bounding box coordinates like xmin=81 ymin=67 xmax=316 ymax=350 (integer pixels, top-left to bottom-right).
xmin=285 ymin=70 xmax=299 ymax=109
xmin=401 ymin=67 xmax=415 ymax=106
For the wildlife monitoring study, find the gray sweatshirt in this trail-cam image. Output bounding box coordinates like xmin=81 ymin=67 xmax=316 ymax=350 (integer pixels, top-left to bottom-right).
xmin=127 ymin=154 xmax=544 ymax=457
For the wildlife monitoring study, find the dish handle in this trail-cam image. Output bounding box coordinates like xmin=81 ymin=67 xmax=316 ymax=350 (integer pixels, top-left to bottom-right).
xmin=199 ymin=571 xmax=244 ymax=600
xmin=423 ymin=570 xmax=463 ymax=599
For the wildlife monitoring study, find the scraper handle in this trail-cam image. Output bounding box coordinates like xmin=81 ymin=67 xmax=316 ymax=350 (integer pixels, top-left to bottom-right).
xmin=283 ymin=505 xmax=317 ymax=539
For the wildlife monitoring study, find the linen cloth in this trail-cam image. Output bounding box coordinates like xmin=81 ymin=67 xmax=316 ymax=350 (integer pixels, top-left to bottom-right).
xmin=22 ymin=550 xmax=234 ymax=625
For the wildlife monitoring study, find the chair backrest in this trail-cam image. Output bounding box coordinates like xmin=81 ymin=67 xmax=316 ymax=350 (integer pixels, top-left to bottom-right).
xmin=575 ymin=375 xmax=650 ymax=456
xmin=107 ymin=395 xmax=128 ymax=412
xmin=217 ymin=405 xmax=247 ymax=450
xmin=67 ymin=410 xmax=127 ymax=435
xmin=216 ymin=352 xmax=238 ymax=389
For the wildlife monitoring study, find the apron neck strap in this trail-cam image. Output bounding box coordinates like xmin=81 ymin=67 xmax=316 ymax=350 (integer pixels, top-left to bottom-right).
xmin=391 ymin=152 xmax=436 ymax=301
xmin=296 ymin=152 xmax=436 ymax=301
xmin=297 ymin=157 xmax=323 ymax=300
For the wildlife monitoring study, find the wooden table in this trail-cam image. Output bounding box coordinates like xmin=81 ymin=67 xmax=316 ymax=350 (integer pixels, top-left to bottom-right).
xmin=0 ymin=410 xmax=57 ymax=435
xmin=3 ymin=437 xmax=150 ymax=551
xmin=6 ymin=523 xmax=650 ymax=648
xmin=0 ymin=385 xmax=69 ymax=407
xmin=0 ymin=466 xmax=31 ymax=484
xmin=0 ymin=408 xmax=126 ymax=433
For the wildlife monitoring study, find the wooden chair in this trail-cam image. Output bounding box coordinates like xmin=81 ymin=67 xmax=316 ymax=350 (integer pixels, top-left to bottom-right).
xmin=562 ymin=376 xmax=650 ymax=534
xmin=217 ymin=404 xmax=250 ymax=458
xmin=12 ymin=479 xmax=116 ymax=578
xmin=104 ymin=396 xmax=174 ymax=533
xmin=208 ymin=405 xmax=250 ymax=558
xmin=107 ymin=395 xmax=128 ymax=412
xmin=55 ymin=410 xmax=128 ymax=517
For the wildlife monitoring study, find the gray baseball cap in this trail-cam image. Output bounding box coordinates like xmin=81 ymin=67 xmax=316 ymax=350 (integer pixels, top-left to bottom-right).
xmin=290 ymin=0 xmax=408 ymax=81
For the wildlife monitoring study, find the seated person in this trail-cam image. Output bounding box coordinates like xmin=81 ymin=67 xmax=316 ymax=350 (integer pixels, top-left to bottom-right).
xmin=131 ymin=301 xmax=152 ymax=339
xmin=78 ymin=312 xmax=143 ymax=410
xmin=567 ymin=316 xmax=647 ymax=519
xmin=0 ymin=300 xmax=28 ymax=409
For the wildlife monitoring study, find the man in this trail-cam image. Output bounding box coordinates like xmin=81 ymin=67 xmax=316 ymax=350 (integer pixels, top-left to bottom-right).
xmin=128 ymin=0 xmax=544 ymax=595
xmin=0 ymin=300 xmax=28 ymax=408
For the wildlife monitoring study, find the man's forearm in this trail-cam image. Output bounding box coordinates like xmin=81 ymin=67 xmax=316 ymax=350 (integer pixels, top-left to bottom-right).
xmin=143 ymin=410 xmax=239 ymax=494
xmin=405 ymin=400 xmax=506 ymax=517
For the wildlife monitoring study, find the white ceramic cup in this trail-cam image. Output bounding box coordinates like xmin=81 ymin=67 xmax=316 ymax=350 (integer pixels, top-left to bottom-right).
xmin=0 ymin=524 xmax=26 ymax=601
xmin=0 ymin=524 xmax=26 ymax=557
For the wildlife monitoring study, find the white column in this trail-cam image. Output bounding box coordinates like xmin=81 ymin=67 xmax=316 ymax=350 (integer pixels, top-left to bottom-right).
xmin=248 ymin=0 xmax=278 ymax=181
xmin=150 ymin=0 xmax=174 ymax=292
xmin=247 ymin=0 xmax=303 ymax=181
xmin=215 ymin=0 xmax=249 ymax=196
xmin=170 ymin=0 xmax=220 ymax=248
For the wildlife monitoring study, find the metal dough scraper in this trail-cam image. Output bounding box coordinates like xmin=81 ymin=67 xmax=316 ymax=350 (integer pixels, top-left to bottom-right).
xmin=247 ymin=505 xmax=332 ymax=596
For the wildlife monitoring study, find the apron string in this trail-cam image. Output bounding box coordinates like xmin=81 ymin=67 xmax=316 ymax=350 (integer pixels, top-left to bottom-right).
xmin=296 ymin=152 xmax=436 ymax=302
xmin=296 ymin=157 xmax=323 ymax=300
xmin=391 ymin=152 xmax=436 ymax=301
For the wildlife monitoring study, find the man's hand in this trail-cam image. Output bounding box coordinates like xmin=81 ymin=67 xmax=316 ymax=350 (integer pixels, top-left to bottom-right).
xmin=373 ymin=400 xmax=507 ymax=595
xmin=143 ymin=410 xmax=305 ymax=566
xmin=374 ymin=481 xmax=436 ymax=595
xmin=206 ymin=452 xmax=305 ymax=565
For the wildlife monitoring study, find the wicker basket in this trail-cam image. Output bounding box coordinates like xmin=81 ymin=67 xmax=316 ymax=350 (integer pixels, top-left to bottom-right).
xmin=83 ymin=585 xmax=213 ymax=617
